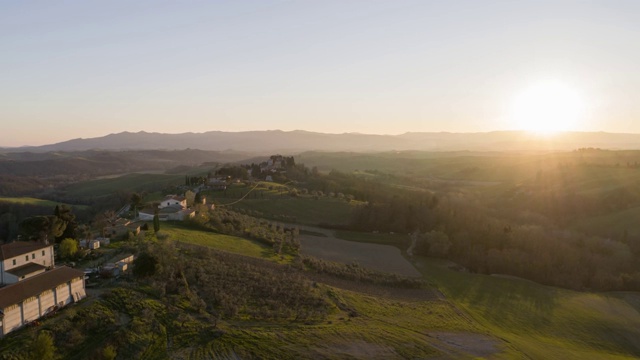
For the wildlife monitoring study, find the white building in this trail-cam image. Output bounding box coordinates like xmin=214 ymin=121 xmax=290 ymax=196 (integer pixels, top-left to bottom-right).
xmin=0 ymin=267 xmax=85 ymax=336
xmin=0 ymin=241 xmax=86 ymax=336
xmin=159 ymin=195 xmax=187 ymax=209
xmin=0 ymin=242 xmax=54 ymax=286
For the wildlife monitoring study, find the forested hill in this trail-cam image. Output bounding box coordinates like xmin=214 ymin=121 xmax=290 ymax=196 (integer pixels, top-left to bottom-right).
xmin=0 ymin=149 xmax=251 ymax=196
xmin=7 ymin=130 xmax=640 ymax=153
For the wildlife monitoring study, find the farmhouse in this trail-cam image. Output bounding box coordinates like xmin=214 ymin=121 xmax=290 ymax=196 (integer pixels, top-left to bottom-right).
xmin=208 ymin=178 xmax=227 ymax=190
xmin=159 ymin=195 xmax=187 ymax=209
xmin=138 ymin=193 xmax=197 ymax=222
xmin=0 ymin=242 xmax=54 ymax=286
xmin=0 ymin=241 xmax=86 ymax=336
xmin=104 ymin=219 xmax=142 ymax=237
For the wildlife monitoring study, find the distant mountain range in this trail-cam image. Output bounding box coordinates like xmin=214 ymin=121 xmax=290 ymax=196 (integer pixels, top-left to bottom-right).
xmin=5 ymin=130 xmax=640 ymax=153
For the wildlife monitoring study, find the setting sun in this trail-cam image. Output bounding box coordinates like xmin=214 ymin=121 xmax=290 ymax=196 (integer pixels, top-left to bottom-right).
xmin=511 ymin=80 xmax=585 ymax=134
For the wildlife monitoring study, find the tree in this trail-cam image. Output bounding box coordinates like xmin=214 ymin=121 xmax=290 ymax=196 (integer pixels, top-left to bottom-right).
xmin=20 ymin=215 xmax=66 ymax=244
xmin=0 ymin=213 xmax=19 ymax=242
xmin=134 ymin=251 xmax=158 ymax=277
xmin=130 ymin=193 xmax=143 ymax=219
xmin=54 ymin=205 xmax=77 ymax=242
xmin=59 ymin=238 xmax=78 ymax=259
xmin=102 ymin=345 xmax=117 ymax=360
xmin=415 ymin=230 xmax=451 ymax=258
xmin=185 ymin=190 xmax=196 ymax=207
xmin=93 ymin=210 xmax=116 ymax=237
xmin=76 ymin=224 xmax=93 ymax=241
xmin=30 ymin=331 xmax=56 ymax=360
xmin=153 ymin=214 xmax=160 ymax=233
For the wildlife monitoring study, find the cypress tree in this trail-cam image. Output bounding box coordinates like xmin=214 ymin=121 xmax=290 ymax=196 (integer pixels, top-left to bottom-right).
xmin=153 ymin=214 xmax=160 ymax=233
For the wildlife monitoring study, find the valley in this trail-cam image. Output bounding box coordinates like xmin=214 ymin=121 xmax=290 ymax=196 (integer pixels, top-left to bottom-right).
xmin=1 ymin=149 xmax=640 ymax=359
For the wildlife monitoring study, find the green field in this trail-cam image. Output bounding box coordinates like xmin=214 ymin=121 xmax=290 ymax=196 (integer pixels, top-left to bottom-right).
xmin=213 ymin=196 xmax=357 ymax=226
xmin=414 ymin=257 xmax=640 ymax=359
xmin=0 ymin=197 xmax=88 ymax=209
xmin=158 ymin=222 xmax=280 ymax=261
xmin=64 ymin=173 xmax=183 ymax=198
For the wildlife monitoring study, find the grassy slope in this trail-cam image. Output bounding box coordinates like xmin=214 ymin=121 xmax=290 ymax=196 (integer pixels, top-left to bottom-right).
xmin=211 ymin=287 xmax=491 ymax=360
xmin=158 ymin=222 xmax=279 ymax=261
xmin=137 ymin=224 xmax=503 ymax=358
xmin=0 ymin=196 xmax=88 ymax=209
xmin=64 ymin=173 xmax=183 ymax=198
xmin=212 ymin=196 xmax=357 ymax=226
xmin=162 ymin=214 xmax=640 ymax=358
xmin=414 ymin=257 xmax=640 ymax=359
xmin=0 ymin=284 xmax=487 ymax=360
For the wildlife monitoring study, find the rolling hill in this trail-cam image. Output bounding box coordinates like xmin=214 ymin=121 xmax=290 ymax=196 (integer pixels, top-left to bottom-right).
xmin=5 ymin=130 xmax=640 ymax=153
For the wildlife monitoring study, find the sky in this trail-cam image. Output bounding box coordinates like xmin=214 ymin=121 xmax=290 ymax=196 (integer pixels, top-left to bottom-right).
xmin=1 ymin=0 xmax=639 ymax=146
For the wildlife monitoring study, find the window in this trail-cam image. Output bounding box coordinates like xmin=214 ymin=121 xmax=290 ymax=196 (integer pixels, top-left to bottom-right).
xmin=25 ymin=255 xmax=29 ymax=261
xmin=12 ymin=259 xmax=16 ymax=266
xmin=32 ymin=253 xmax=35 ymax=259
xmin=42 ymin=250 xmax=45 ymax=256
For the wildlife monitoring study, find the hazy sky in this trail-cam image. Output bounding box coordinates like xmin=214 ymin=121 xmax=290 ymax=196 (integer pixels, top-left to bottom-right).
xmin=2 ymin=0 xmax=639 ymax=146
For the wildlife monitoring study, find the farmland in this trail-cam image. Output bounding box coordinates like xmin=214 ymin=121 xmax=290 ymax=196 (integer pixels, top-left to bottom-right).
xmin=62 ymin=173 xmax=184 ymax=198
xmin=2 ymin=149 xmax=640 ymax=359
xmin=208 ymin=189 xmax=358 ymax=226
xmin=299 ymin=230 xmax=421 ymax=277
xmin=158 ymin=222 xmax=284 ymax=261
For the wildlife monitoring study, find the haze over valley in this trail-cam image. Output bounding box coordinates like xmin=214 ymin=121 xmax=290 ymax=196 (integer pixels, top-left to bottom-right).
xmin=5 ymin=129 xmax=640 ymax=153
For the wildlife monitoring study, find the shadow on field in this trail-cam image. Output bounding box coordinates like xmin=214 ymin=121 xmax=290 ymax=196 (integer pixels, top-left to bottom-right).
xmin=417 ymin=259 xmax=560 ymax=330
xmin=460 ymin=276 xmax=559 ymax=329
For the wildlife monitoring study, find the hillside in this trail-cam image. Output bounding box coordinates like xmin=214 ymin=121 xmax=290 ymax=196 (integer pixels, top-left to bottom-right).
xmin=2 ymin=149 xmax=640 ymax=359
xmin=0 ymin=149 xmax=252 ymax=196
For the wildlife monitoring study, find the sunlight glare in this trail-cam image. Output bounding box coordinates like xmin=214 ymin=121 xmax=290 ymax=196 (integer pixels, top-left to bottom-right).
xmin=511 ymin=80 xmax=584 ymax=134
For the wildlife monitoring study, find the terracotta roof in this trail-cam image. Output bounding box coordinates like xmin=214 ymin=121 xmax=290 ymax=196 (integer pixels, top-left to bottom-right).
xmin=6 ymin=263 xmax=47 ymax=278
xmin=0 ymin=266 xmax=84 ymax=309
xmin=0 ymin=241 xmax=50 ymax=261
